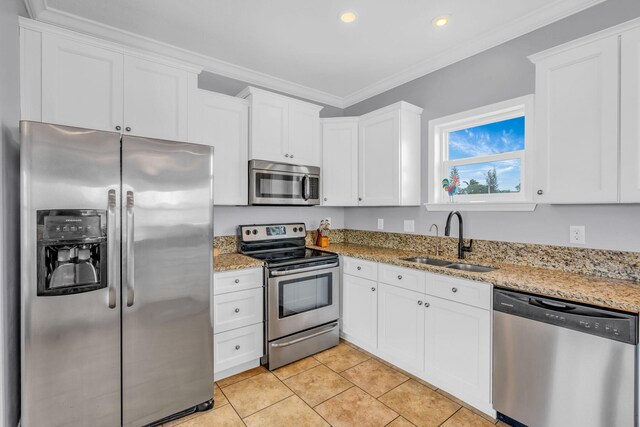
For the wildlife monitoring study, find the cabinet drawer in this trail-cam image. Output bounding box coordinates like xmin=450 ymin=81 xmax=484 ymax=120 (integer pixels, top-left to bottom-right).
xmin=213 ymin=288 xmax=263 ymax=333
xmin=425 ymin=273 xmax=491 ymax=310
xmin=214 ymin=267 xmax=263 ymax=295
xmin=343 ymin=256 xmax=378 ymax=281
xmin=378 ymin=263 xmax=426 ymax=293
xmin=214 ymin=323 xmax=264 ymax=374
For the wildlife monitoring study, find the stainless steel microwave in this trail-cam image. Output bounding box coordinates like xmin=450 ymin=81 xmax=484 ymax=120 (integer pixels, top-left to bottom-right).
xmin=249 ymin=160 xmax=320 ymax=206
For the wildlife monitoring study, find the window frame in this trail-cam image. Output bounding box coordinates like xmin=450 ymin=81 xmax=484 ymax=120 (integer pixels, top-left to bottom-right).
xmin=427 ymin=95 xmax=535 ymax=211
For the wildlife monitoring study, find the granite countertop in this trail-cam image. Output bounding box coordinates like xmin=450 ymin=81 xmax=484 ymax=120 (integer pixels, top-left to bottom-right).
xmin=214 ymin=253 xmax=263 ymax=272
xmin=309 ymin=243 xmax=640 ymax=313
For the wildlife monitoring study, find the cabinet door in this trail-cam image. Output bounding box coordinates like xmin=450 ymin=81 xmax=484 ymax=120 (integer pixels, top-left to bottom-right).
xmin=195 ymin=91 xmax=249 ymax=205
xmin=424 ymin=296 xmax=490 ymax=409
xmin=341 ymin=274 xmax=377 ymax=351
xmin=534 ymin=36 xmax=619 ymax=203
xmin=322 ymin=119 xmax=359 ymax=206
xmin=289 ymin=103 xmax=321 ymax=166
xmin=358 ymin=110 xmax=400 ymax=206
xmin=42 ymin=34 xmax=124 ymax=132
xmin=621 ymin=27 xmax=640 ymax=203
xmin=124 ymin=55 xmax=190 ymax=141
xmin=377 ymin=284 xmax=425 ymax=375
xmin=249 ymin=92 xmax=289 ymax=163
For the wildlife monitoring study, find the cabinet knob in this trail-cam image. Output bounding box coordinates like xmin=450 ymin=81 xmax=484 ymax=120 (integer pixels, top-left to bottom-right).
xmin=371 ymin=287 xmax=376 ymax=292
xmin=285 ymin=154 xmax=290 ymax=158
xmin=424 ymin=302 xmax=430 ymax=308
xmin=324 ymin=198 xmax=327 ymax=202
xmin=115 ymin=126 xmax=122 ymax=131
xmin=537 ymin=190 xmax=543 ymax=195
xmin=418 ymin=300 xmax=423 ymax=305
xmin=358 ymin=197 xmax=363 ymax=201
xmin=397 ymin=275 xmax=403 ymax=280
xmin=451 ymin=287 xmax=458 ymax=293
xmin=234 ymin=308 xmax=240 ymax=313
xmin=125 ymin=127 xmax=132 ymax=132
xmin=234 ymin=279 xmax=240 ymax=284
xmin=235 ymin=345 xmax=240 ymax=350
xmin=357 ymin=266 xmax=362 ymax=270
xmin=290 ymin=154 xmax=294 ymax=158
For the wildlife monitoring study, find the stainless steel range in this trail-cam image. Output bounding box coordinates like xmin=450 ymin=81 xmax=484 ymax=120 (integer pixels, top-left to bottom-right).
xmin=239 ymin=223 xmax=340 ymax=370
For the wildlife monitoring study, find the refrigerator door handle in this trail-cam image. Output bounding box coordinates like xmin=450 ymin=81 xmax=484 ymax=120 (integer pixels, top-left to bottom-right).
xmin=107 ymin=189 xmax=117 ymax=309
xmin=126 ymin=190 xmax=135 ymax=307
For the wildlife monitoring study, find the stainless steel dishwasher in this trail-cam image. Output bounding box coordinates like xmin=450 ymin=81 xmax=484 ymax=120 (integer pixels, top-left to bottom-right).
xmin=493 ymin=288 xmax=638 ymax=427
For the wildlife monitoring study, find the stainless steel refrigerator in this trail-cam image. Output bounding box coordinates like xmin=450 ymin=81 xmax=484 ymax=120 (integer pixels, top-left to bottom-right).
xmin=20 ymin=121 xmax=214 ymax=427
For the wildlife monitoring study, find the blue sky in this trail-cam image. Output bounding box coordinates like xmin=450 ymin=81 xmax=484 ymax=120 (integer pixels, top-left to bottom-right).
xmin=447 ymin=117 xmax=524 ymax=192
xmin=448 ymin=116 xmax=525 ymax=160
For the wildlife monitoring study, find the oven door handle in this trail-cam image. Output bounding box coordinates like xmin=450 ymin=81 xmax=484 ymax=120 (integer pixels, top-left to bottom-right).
xmin=271 ymin=322 xmax=338 ymax=348
xmin=271 ymin=262 xmax=339 ymax=277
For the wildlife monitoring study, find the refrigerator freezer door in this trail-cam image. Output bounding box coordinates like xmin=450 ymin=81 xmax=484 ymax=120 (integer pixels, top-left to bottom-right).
xmin=121 ymin=135 xmax=214 ymax=426
xmin=21 ymin=122 xmax=121 ymax=427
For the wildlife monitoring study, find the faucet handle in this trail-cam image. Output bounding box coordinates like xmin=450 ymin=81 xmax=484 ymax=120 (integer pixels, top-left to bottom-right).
xmin=463 ymin=239 xmax=474 ymax=253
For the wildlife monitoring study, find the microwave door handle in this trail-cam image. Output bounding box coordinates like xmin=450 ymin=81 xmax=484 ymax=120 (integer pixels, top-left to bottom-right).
xmin=302 ymin=174 xmax=310 ymax=201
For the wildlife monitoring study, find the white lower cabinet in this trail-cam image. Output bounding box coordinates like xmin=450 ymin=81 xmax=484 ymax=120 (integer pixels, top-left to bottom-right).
xmin=340 ymin=257 xmax=494 ymax=417
xmin=213 ymin=268 xmax=264 ymax=380
xmin=424 ymin=295 xmax=491 ymax=414
xmin=341 ymin=273 xmax=377 ymax=352
xmin=377 ymin=283 xmax=425 ymax=376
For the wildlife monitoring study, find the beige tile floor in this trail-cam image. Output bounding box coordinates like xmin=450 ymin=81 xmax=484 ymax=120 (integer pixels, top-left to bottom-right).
xmin=163 ymin=340 xmax=510 ymax=427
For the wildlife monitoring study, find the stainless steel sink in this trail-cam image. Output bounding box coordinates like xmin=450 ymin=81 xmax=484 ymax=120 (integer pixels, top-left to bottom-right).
xmin=446 ymin=263 xmax=496 ymax=273
xmin=401 ymin=257 xmax=453 ymax=267
xmin=401 ymin=257 xmax=496 ymax=272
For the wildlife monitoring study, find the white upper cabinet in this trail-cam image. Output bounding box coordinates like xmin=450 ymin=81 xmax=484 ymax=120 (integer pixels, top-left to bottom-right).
xmin=123 ymin=55 xmax=191 ymax=141
xmin=193 ymin=90 xmax=249 ymax=205
xmin=21 ymin=20 xmax=201 ymax=142
xmin=41 ymin=33 xmax=124 ymax=133
xmin=321 ymin=118 xmax=359 ymax=206
xmin=239 ymin=87 xmax=322 ymax=166
xmin=621 ymin=27 xmax=640 ymax=203
xmin=358 ymin=102 xmax=422 ymax=206
xmin=531 ymin=34 xmax=619 ymax=203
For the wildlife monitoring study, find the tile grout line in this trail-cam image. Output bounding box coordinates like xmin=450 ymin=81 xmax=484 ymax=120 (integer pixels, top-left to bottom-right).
xmin=438 ymin=406 xmax=463 ymax=427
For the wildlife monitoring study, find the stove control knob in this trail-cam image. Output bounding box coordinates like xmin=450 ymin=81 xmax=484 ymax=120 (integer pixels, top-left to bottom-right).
xmin=252 ymin=229 xmax=258 ymax=235
xmin=293 ymin=227 xmax=297 ymax=232
xmin=245 ymin=230 xmax=251 ymax=235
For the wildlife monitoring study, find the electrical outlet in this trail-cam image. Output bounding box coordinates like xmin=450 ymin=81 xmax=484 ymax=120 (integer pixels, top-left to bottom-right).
xmin=404 ymin=220 xmax=415 ymax=232
xmin=377 ymin=218 xmax=384 ymax=230
xmin=569 ymin=225 xmax=586 ymax=245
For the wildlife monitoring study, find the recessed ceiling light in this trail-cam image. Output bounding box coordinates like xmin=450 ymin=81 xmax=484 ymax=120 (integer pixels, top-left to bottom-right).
xmin=340 ymin=11 xmax=357 ymax=24
xmin=433 ymin=16 xmax=450 ymax=27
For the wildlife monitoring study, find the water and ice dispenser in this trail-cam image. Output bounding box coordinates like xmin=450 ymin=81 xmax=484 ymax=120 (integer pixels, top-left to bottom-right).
xmin=37 ymin=210 xmax=108 ymax=296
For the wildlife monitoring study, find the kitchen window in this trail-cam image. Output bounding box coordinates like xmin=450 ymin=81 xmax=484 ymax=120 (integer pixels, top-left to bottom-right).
xmin=427 ymin=95 xmax=535 ymax=211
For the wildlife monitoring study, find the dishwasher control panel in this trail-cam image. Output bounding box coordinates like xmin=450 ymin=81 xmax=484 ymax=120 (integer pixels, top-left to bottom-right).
xmin=494 ymin=289 xmax=638 ymax=345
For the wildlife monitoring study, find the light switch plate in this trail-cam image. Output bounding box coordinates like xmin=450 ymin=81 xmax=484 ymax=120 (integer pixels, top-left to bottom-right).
xmin=404 ymin=220 xmax=415 ymax=232
xmin=569 ymin=225 xmax=586 ymax=245
xmin=377 ymin=218 xmax=384 ymax=230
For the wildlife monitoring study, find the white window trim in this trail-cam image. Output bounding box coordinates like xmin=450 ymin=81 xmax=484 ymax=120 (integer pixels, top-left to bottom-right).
xmin=427 ymin=94 xmax=537 ymax=212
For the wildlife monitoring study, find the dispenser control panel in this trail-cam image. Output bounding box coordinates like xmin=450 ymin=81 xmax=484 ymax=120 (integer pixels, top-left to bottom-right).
xmin=44 ymin=216 xmax=102 ymax=240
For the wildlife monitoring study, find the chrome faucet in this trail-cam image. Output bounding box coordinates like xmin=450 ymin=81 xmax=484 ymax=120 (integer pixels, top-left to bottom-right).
xmin=429 ymin=224 xmax=440 ymax=256
xmin=444 ymin=211 xmax=473 ymax=259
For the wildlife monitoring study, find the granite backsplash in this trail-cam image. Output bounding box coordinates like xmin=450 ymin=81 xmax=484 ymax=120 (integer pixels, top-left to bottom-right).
xmin=215 ymin=229 xmax=640 ymax=282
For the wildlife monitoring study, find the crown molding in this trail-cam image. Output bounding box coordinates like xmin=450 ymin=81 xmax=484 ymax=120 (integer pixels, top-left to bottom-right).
xmin=24 ymin=0 xmax=607 ymax=110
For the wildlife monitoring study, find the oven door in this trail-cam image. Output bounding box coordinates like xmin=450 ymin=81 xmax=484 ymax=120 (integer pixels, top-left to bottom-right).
xmin=250 ymin=168 xmax=320 ymax=205
xmin=268 ymin=264 xmax=339 ymax=341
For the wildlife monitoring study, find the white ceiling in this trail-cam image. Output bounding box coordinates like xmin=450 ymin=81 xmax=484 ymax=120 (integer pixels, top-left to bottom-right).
xmin=27 ymin=0 xmax=605 ymax=107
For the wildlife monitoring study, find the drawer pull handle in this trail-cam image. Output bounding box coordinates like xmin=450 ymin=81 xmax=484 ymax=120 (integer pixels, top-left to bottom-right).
xmin=357 ymin=266 xmax=362 ymax=270
xmin=235 ymin=345 xmax=240 ymax=350
xmin=397 ymin=275 xmax=403 ymax=280
xmin=234 ymin=279 xmax=240 ymax=284
xmin=234 ymin=308 xmax=240 ymax=313
xmin=418 ymin=300 xmax=423 ymax=305
xmin=371 ymin=287 xmax=376 ymax=292
xmin=452 ymin=287 xmax=458 ymax=293
xmin=424 ymin=302 xmax=430 ymax=308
